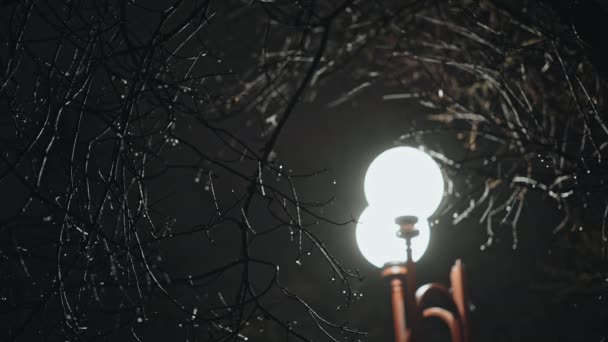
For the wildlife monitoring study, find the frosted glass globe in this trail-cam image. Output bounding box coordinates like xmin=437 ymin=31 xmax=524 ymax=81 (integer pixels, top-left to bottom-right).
xmin=356 ymin=206 xmax=430 ymax=268
xmin=364 ymin=146 xmax=444 ymax=219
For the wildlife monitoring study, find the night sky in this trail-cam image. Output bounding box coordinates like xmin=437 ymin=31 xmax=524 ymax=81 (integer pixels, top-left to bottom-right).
xmin=2 ymin=1 xmax=608 ymax=342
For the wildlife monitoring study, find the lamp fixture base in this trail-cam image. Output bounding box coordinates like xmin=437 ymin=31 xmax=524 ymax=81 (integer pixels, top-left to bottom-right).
xmin=395 ymin=215 xmax=420 ymax=241
xmin=382 ymin=262 xmax=408 ymax=278
xmin=395 ymin=215 xmax=418 ymax=225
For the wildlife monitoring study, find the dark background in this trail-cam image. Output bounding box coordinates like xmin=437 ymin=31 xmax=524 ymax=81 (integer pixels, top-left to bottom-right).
xmin=2 ymin=1 xmax=608 ymax=341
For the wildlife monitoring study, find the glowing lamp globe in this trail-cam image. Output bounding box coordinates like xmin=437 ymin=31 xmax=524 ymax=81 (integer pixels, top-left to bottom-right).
xmin=356 ymin=206 xmax=430 ymax=268
xmin=364 ymin=146 xmax=444 ymax=219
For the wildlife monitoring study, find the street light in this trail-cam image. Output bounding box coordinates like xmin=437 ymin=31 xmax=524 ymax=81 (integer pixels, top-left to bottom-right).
xmin=356 ymin=146 xmax=470 ymax=342
xmin=364 ymin=146 xmax=444 ymax=219
xmin=356 ymin=206 xmax=430 ymax=267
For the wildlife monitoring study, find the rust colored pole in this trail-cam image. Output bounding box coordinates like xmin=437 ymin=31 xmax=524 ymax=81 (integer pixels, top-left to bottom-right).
xmin=450 ymin=259 xmax=470 ymax=342
xmin=404 ymin=259 xmax=420 ymax=341
xmin=395 ymin=215 xmax=421 ymax=342
xmin=383 ymin=264 xmax=409 ymax=342
xmin=390 ymin=277 xmax=408 ymax=342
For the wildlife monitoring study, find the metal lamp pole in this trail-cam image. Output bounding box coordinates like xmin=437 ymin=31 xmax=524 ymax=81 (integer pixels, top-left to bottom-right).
xmin=382 ymin=216 xmax=470 ymax=342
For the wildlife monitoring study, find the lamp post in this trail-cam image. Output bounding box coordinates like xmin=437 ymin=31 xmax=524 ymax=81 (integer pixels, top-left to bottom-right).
xmin=356 ymin=147 xmax=470 ymax=342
